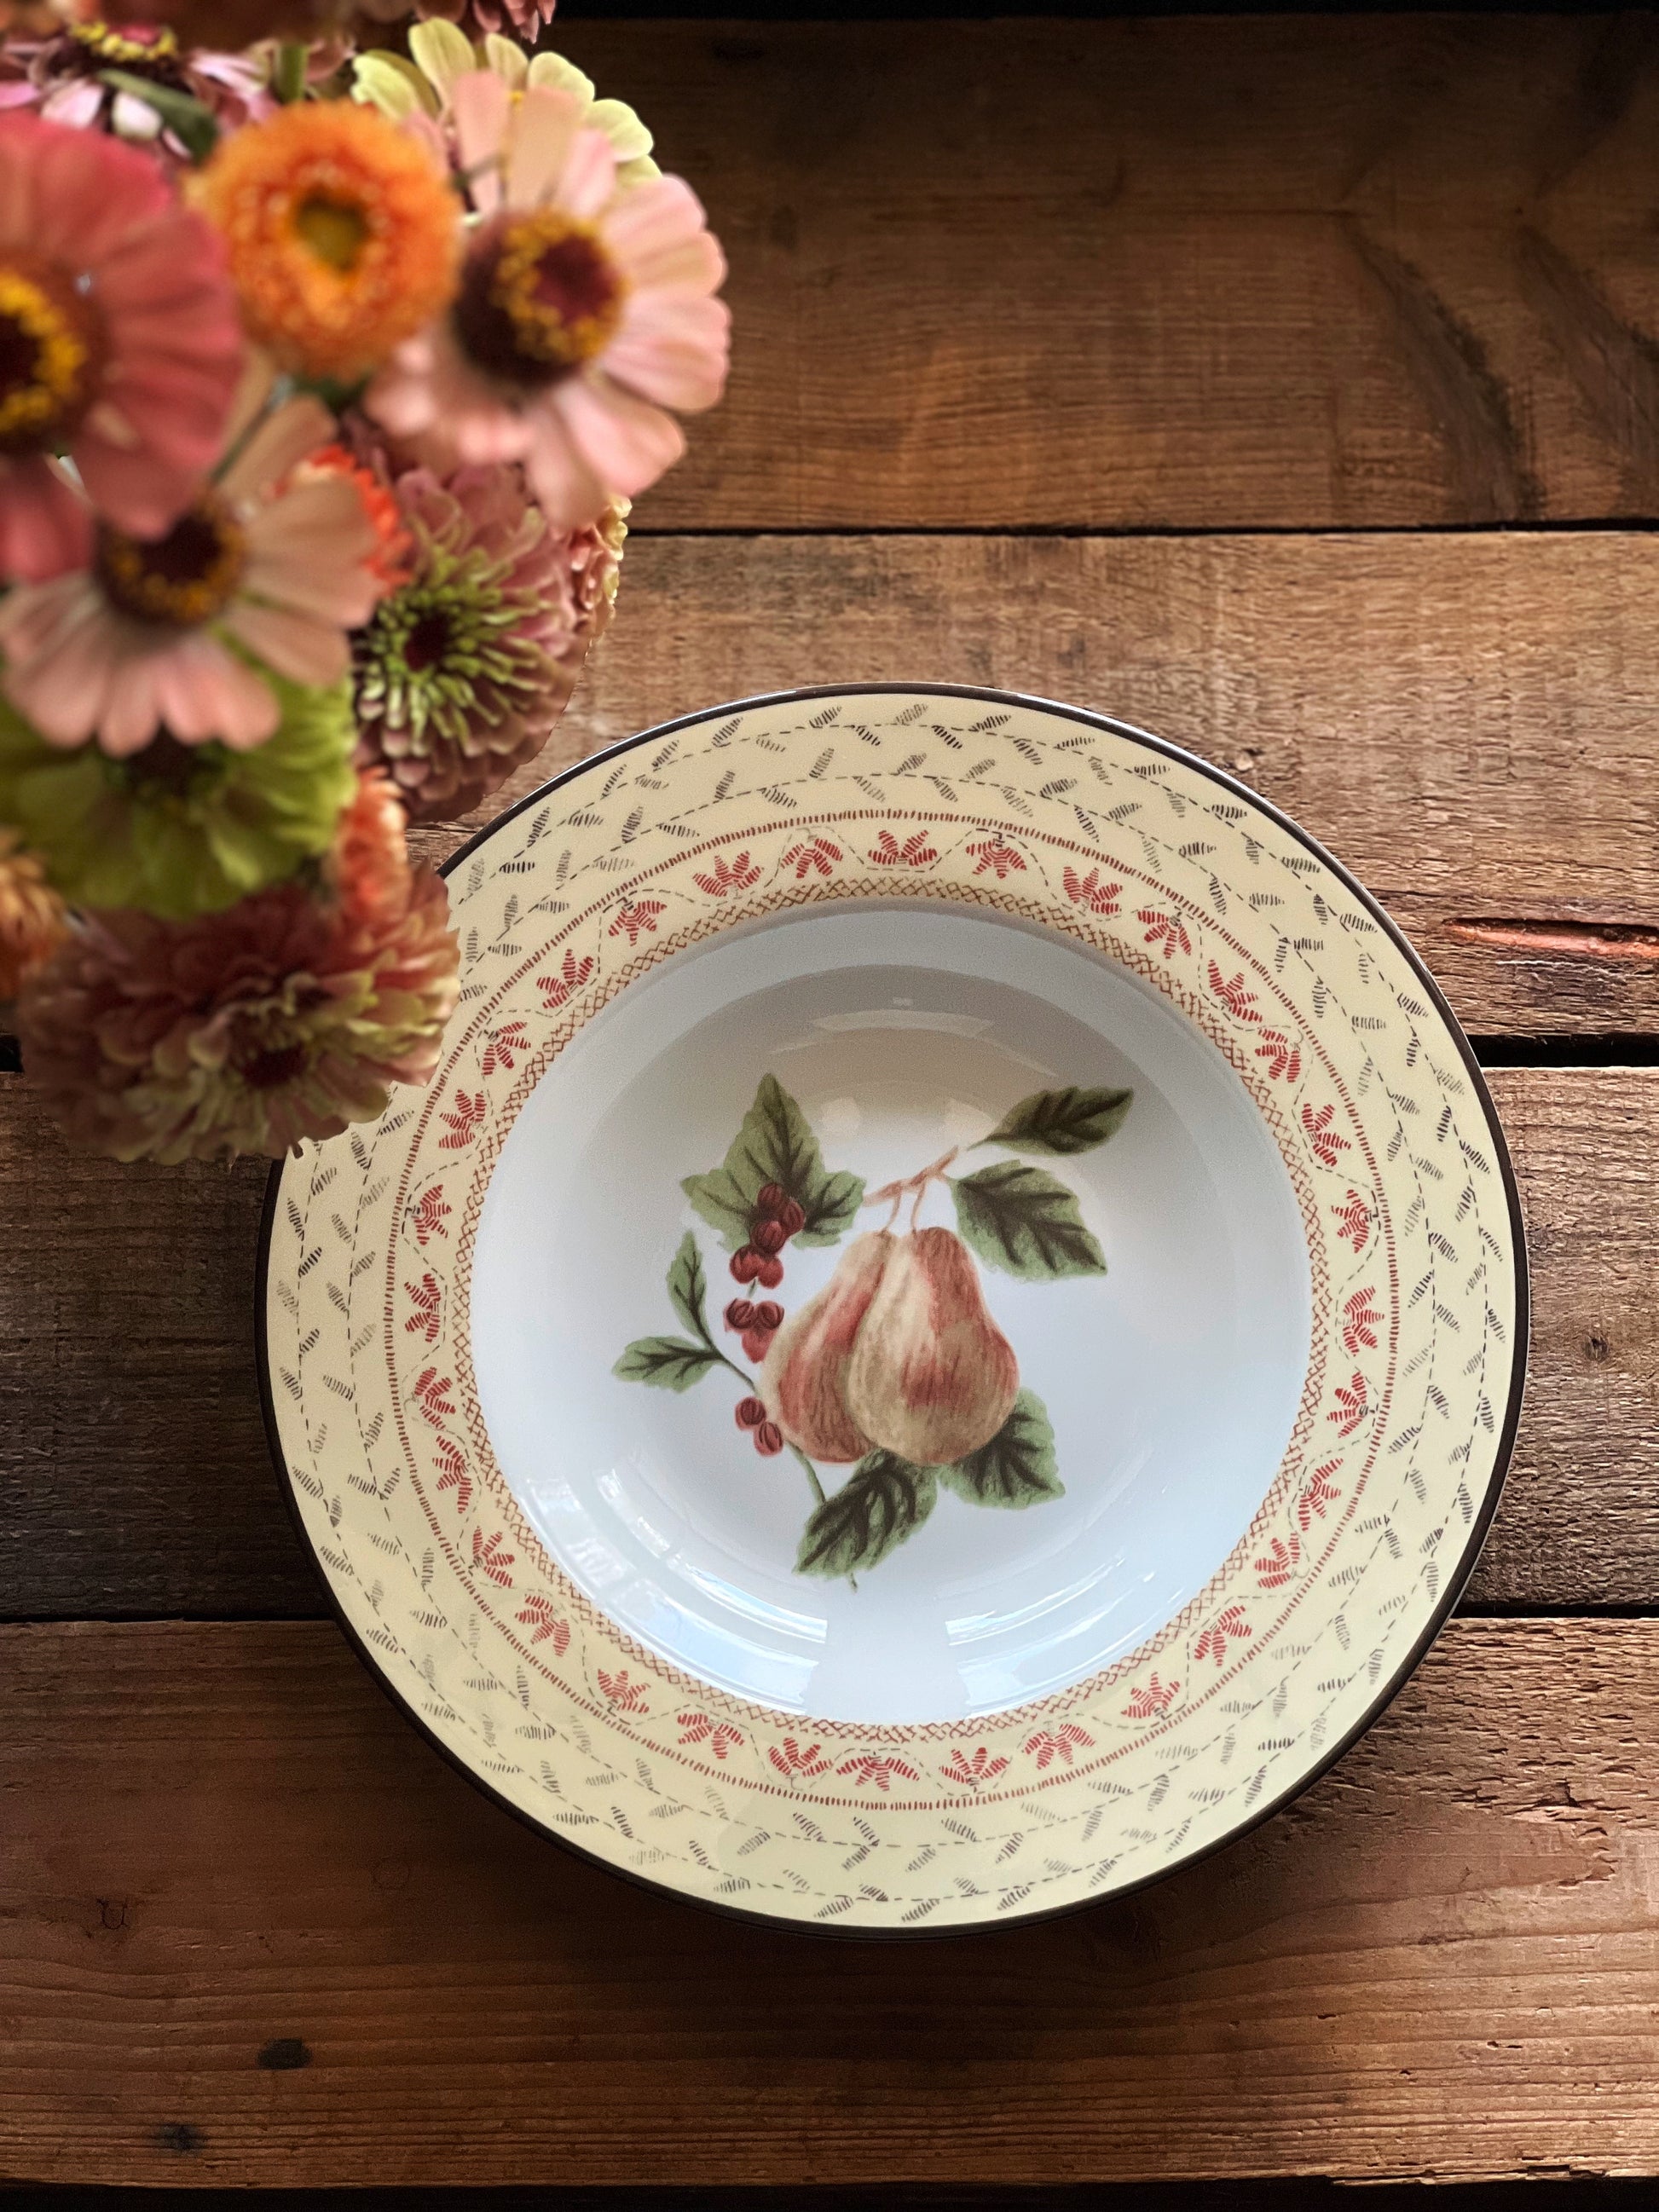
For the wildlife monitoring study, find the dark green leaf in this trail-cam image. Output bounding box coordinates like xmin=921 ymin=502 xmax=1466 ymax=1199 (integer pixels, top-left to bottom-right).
xmin=614 ymin=1336 xmax=720 ymax=1392
xmin=939 ymin=1390 xmax=1064 ymax=1509
xmin=951 ymin=1162 xmax=1107 ymax=1280
xmin=100 ymin=71 xmax=218 ymax=160
xmin=682 ymin=1073 xmax=864 ymax=1251
xmin=982 ymin=1085 xmax=1133 ymax=1156
xmin=666 ymin=1232 xmax=709 ymax=1343
xmin=795 ymin=1452 xmax=937 ymax=1578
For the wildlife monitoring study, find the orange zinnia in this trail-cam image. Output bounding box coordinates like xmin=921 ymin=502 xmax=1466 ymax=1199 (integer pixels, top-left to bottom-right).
xmin=197 ymin=100 xmax=460 ymax=384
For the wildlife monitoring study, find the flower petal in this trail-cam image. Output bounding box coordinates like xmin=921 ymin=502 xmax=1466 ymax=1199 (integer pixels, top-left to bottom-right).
xmin=482 ymin=34 xmax=528 ymax=91
xmin=527 ymin=52 xmax=594 ymax=101
xmin=506 ymin=84 xmax=583 ymax=209
xmin=70 ymin=427 xmax=200 ymax=541
xmin=410 ymin=18 xmax=479 ymax=102
xmin=520 ymin=395 xmax=610 ymax=528
xmin=551 ymin=124 xmax=617 ymax=222
xmin=605 ymin=292 xmax=731 ymax=412
xmin=0 ymin=457 xmax=94 ymax=583
xmin=153 ymin=632 xmax=282 ymax=748
xmin=453 ymin=67 xmax=511 ymax=214
xmin=220 ymin=396 xmax=337 ymax=506
xmin=221 ymin=601 xmax=351 ymax=692
xmin=553 ymin=372 xmax=685 ymax=503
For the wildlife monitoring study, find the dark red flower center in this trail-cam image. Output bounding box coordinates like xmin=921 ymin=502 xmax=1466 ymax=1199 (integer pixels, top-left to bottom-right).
xmin=239 ymin=1041 xmax=311 ymax=1092
xmin=402 ymin=609 xmax=451 ymax=672
xmin=114 ymin=729 xmax=227 ymax=800
xmin=95 ymin=492 xmax=247 ymax=629
xmin=452 ymin=210 xmax=626 ymax=390
xmin=0 ymin=251 xmax=106 ymax=456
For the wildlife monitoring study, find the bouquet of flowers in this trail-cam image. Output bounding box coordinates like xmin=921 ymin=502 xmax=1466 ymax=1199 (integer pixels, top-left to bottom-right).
xmin=0 ymin=0 xmax=729 ymax=1162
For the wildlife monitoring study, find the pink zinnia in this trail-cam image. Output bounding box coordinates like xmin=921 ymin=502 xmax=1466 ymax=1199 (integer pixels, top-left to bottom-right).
xmin=366 ymin=76 xmax=727 ymax=528
xmin=0 ymin=393 xmax=384 ymax=755
xmin=0 ymin=115 xmax=243 ymax=581
xmin=0 ymin=22 xmax=273 ymax=154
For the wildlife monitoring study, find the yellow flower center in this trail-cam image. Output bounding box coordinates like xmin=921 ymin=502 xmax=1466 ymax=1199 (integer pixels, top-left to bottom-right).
xmin=293 ymin=192 xmax=371 ymax=274
xmin=453 ymin=211 xmax=627 ymax=390
xmin=0 ymin=255 xmax=104 ymax=455
xmin=95 ymin=493 xmax=247 ymax=629
xmin=69 ymin=21 xmax=181 ymax=66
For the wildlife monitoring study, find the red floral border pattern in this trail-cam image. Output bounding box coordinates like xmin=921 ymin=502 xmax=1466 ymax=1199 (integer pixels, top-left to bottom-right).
xmin=264 ymin=694 xmax=1513 ymax=1929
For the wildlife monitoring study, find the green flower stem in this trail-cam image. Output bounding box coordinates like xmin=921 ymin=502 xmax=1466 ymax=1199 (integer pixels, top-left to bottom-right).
xmin=275 ymin=42 xmax=308 ymax=102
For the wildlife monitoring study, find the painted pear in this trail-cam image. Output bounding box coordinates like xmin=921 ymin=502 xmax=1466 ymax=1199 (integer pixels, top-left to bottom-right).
xmin=845 ymin=1227 xmax=1019 ymax=1466
xmin=760 ymin=1231 xmax=892 ymax=1464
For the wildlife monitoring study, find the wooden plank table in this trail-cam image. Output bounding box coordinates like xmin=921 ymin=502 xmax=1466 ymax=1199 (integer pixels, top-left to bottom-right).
xmin=4 ymin=12 xmax=1659 ymax=2194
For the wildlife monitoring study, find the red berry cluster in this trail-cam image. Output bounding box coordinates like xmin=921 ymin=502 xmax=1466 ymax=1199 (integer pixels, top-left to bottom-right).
xmin=729 ymin=1181 xmax=806 ymax=1290
xmin=725 ymin=1296 xmax=783 ymax=1365
xmin=735 ymin=1395 xmax=783 ymax=1456
xmin=726 ymin=1183 xmax=806 ymax=1454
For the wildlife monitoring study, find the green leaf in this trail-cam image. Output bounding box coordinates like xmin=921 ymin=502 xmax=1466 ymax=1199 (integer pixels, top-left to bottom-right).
xmin=682 ymin=1073 xmax=864 ymax=1252
xmin=939 ymin=1390 xmax=1064 ymax=1509
xmin=982 ymin=1085 xmax=1133 ymax=1156
xmin=795 ymin=1452 xmax=937 ymax=1579
xmin=951 ymin=1162 xmax=1107 ymax=1281
xmin=99 ymin=71 xmax=218 ymax=160
xmin=666 ymin=1232 xmax=709 ymax=1343
xmin=614 ymin=1336 xmax=720 ymax=1392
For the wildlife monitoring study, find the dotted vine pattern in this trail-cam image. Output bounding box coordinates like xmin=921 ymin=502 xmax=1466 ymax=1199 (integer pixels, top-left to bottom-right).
xmin=265 ymin=693 xmax=1519 ymax=1930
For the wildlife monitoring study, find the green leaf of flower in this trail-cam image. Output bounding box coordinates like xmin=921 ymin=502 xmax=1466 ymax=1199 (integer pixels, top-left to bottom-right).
xmin=665 ymin=1231 xmax=709 ymax=1343
xmin=939 ymin=1390 xmax=1064 ymax=1509
xmin=951 ymin=1162 xmax=1107 ymax=1280
xmin=613 ymin=1337 xmax=720 ymax=1392
xmin=0 ymin=673 xmax=356 ymax=921
xmin=99 ymin=71 xmax=218 ymax=160
xmin=795 ymin=1451 xmax=937 ymax=1579
xmin=981 ymin=1085 xmax=1134 ymax=1156
xmin=682 ymin=1073 xmax=864 ymax=1251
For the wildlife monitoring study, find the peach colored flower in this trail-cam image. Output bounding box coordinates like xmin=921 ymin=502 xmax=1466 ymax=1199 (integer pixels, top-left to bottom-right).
xmin=0 ymin=115 xmax=243 ymax=581
xmin=365 ymin=77 xmax=727 ymax=528
xmin=18 ymin=768 xmax=460 ymax=1163
xmin=0 ymin=393 xmax=384 ymax=757
xmin=0 ymin=824 xmax=66 ymax=996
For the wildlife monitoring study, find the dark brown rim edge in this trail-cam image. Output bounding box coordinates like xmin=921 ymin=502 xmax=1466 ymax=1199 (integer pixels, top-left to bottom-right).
xmin=256 ymin=681 xmax=1530 ymax=1944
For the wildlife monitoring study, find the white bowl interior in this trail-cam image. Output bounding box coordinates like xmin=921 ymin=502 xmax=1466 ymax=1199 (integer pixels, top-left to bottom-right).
xmin=471 ymin=904 xmax=1312 ymax=1724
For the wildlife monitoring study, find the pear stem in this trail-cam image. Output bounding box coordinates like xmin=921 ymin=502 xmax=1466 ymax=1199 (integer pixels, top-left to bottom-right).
xmin=860 ymin=1145 xmax=961 ymax=1217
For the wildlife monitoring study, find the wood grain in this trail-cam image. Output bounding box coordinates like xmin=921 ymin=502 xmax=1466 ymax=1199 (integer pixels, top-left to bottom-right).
xmin=3 ymin=1616 xmax=1657 ymax=2186
xmin=533 ymin=16 xmax=1659 ymax=529
xmin=415 ymin=531 xmax=1659 ymax=1038
xmin=0 ymin=1066 xmax=1650 ymax=1617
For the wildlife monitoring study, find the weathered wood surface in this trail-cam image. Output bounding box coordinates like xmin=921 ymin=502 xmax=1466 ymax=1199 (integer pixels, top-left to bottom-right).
xmin=0 ymin=1066 xmax=1649 ymax=1616
xmin=2 ymin=1616 xmax=1656 ymax=2186
xmin=410 ymin=531 xmax=1659 ymax=1038
xmin=541 ymin=16 xmax=1659 ymax=530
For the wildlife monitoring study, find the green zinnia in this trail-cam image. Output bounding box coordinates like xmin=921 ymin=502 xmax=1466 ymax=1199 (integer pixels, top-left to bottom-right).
xmin=0 ymin=673 xmax=358 ymax=921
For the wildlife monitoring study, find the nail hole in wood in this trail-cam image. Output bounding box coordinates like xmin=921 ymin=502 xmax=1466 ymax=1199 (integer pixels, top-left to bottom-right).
xmin=257 ymin=2036 xmax=312 ymax=2071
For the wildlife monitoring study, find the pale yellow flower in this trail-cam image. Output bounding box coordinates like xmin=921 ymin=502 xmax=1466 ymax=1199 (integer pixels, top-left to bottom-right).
xmin=353 ymin=23 xmax=659 ymax=189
